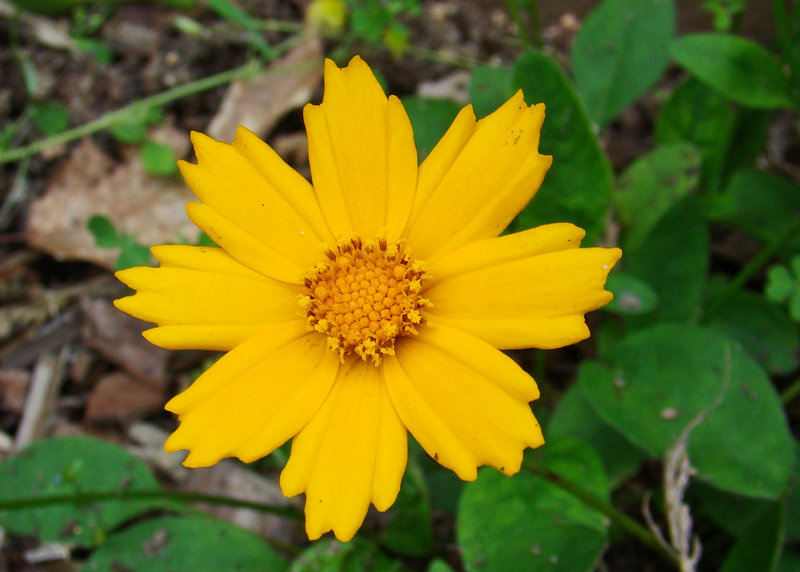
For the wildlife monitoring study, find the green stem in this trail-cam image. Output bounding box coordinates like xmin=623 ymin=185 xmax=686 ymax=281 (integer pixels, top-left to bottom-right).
xmin=0 ymin=60 xmax=259 ymax=165
xmin=525 ymin=0 xmax=543 ymax=49
xmin=781 ymin=376 xmax=800 ymax=405
xmin=701 ymin=215 xmax=800 ymax=322
xmin=525 ymin=462 xmax=680 ymax=569
xmin=0 ymin=488 xmax=302 ymax=519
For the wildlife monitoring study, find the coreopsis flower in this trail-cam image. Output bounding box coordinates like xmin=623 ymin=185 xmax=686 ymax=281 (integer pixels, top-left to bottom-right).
xmin=114 ymin=56 xmax=621 ymax=541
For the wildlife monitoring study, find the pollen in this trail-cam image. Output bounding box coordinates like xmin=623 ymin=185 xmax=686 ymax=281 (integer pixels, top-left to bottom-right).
xmin=302 ymin=237 xmax=430 ymax=365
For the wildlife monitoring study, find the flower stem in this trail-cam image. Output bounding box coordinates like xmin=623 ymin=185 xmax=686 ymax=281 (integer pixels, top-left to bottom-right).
xmin=781 ymin=376 xmax=800 ymax=404
xmin=701 ymin=215 xmax=800 ymax=322
xmin=0 ymin=488 xmax=302 ymax=519
xmin=525 ymin=462 xmax=680 ymax=569
xmin=0 ymin=60 xmax=259 ymax=165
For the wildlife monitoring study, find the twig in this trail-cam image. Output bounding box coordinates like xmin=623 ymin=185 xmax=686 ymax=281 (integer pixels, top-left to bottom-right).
xmin=14 ymin=346 xmax=70 ymax=449
xmin=643 ymin=346 xmax=732 ymax=572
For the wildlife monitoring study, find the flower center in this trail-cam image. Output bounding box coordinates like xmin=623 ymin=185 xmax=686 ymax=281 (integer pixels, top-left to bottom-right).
xmin=301 ymin=238 xmax=430 ymax=365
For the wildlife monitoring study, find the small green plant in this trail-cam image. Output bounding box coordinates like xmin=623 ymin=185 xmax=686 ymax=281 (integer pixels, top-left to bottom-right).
xmin=765 ymin=256 xmax=800 ymax=321
xmin=87 ymin=215 xmax=151 ymax=270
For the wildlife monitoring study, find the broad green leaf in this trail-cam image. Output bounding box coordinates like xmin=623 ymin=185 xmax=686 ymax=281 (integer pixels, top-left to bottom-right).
xmin=289 ymin=537 xmax=400 ymax=572
xmin=626 ymin=196 xmax=708 ymax=325
xmin=719 ymin=169 xmax=800 ymax=254
xmin=458 ymin=438 xmax=609 ymax=572
xmin=82 ymin=515 xmax=286 ymax=571
xmin=87 ymin=214 xmax=120 ymax=248
xmin=719 ymin=502 xmax=785 ymax=572
xmin=381 ymin=459 xmax=433 ymax=557
xmin=140 ymin=140 xmax=179 ymax=176
xmin=705 ymin=280 xmax=800 ymax=375
xmin=511 ymin=50 xmax=613 ymax=242
xmin=787 ymin=444 xmax=800 ymax=543
xmin=428 ymin=560 xmax=455 ymax=572
xmin=0 ymin=437 xmax=164 ymax=546
xmin=29 ymin=103 xmax=70 ymax=135
xmin=581 ymin=324 xmax=794 ymax=498
xmin=469 ymin=64 xmax=514 ymax=118
xmin=691 ymin=481 xmax=773 ymax=537
xmin=573 ymin=0 xmax=676 ymax=126
xmin=778 ymin=551 xmax=800 ymax=572
xmin=614 ymin=143 xmax=701 ymax=252
xmin=602 ymin=271 xmax=659 ymax=316
xmin=670 ymin=33 xmax=795 ymax=109
xmin=548 ymin=383 xmax=646 ymax=485
xmin=402 ymin=96 xmax=461 ymax=159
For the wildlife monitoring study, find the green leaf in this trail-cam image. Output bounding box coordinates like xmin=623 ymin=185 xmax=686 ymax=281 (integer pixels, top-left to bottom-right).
xmin=719 ymin=169 xmax=800 ymax=254
xmin=670 ymin=33 xmax=795 ymax=109
xmin=691 ymin=481 xmax=774 ymax=537
xmin=778 ymin=550 xmax=800 ymax=572
xmin=110 ymin=105 xmax=165 ymax=145
xmin=73 ymin=37 xmax=114 ymax=66
xmin=458 ymin=438 xmax=609 ymax=572
xmin=719 ymin=502 xmax=785 ymax=572
xmin=401 ymin=96 xmax=462 ymax=159
xmin=140 ymin=140 xmax=179 ymax=176
xmin=83 ymin=515 xmax=287 ymax=571
xmin=786 ymin=444 xmax=800 ymax=542
xmin=655 ymin=77 xmax=736 ymax=191
xmin=614 ymin=143 xmax=701 ymax=252
xmin=626 ymin=196 xmax=709 ymax=325
xmin=116 ymin=240 xmax=152 ymax=270
xmin=428 ymin=560 xmax=455 ymax=572
xmin=469 ymin=64 xmax=514 ymax=118
xmin=548 ymin=383 xmax=646 ymax=485
xmin=289 ymin=537 xmax=401 ymax=572
xmin=87 ymin=214 xmax=120 ymax=248
xmin=602 ymin=271 xmax=659 ymax=315
xmin=581 ymin=323 xmax=794 ymax=498
xmin=29 ymin=103 xmax=70 ymax=135
xmin=572 ymin=0 xmax=676 ymax=126
xmin=511 ymin=50 xmax=613 ymax=242
xmin=0 ymin=437 xmax=164 ymax=546
xmin=381 ymin=459 xmax=433 ymax=557
xmin=705 ymin=280 xmax=800 ymax=375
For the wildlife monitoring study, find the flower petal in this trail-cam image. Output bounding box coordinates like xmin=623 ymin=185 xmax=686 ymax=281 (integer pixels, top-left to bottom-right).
xmin=151 ymin=244 xmax=269 ymax=279
xmin=186 ymin=201 xmax=306 ymax=283
xmin=305 ymin=57 xmax=417 ymax=240
xmin=405 ymin=92 xmax=552 ymax=261
xmin=143 ymin=323 xmax=284 ymax=351
xmin=280 ymin=359 xmax=407 ymax=541
xmin=165 ymin=332 xmax=339 ymax=468
xmin=427 ymin=223 xmax=585 ymax=283
xmin=383 ymin=325 xmax=543 ymax=481
xmin=180 ymin=131 xmax=327 ymax=267
xmin=114 ymin=265 xmax=302 ymax=327
xmin=230 ymin=126 xmax=333 ymax=244
xmin=425 ymin=247 xmax=622 ymax=349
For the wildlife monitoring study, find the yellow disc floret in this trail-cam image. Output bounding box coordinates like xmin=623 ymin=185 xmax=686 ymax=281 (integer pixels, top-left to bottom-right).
xmin=301 ymin=238 xmax=430 ymax=365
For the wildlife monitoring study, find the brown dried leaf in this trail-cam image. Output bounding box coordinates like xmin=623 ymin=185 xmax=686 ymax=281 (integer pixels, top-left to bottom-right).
xmin=183 ymin=461 xmax=297 ymax=543
xmin=0 ymin=368 xmax=30 ymax=413
xmin=80 ymin=298 xmax=170 ymax=388
xmin=206 ymin=35 xmax=323 ymax=142
xmin=26 ymin=127 xmax=197 ymax=269
xmin=85 ymin=371 xmax=163 ymax=423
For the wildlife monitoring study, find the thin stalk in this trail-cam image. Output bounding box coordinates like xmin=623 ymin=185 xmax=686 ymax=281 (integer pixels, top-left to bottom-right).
xmin=701 ymin=215 xmax=800 ymax=322
xmin=0 ymin=488 xmax=302 ymax=519
xmin=781 ymin=376 xmax=800 ymax=405
xmin=0 ymin=60 xmax=260 ymax=165
xmin=525 ymin=462 xmax=680 ymax=569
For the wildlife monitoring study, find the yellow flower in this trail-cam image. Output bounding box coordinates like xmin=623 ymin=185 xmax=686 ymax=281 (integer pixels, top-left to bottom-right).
xmin=114 ymin=56 xmax=621 ymax=541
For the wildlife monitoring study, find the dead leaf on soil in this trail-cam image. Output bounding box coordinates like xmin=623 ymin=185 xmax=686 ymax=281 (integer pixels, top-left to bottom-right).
xmin=85 ymin=371 xmax=163 ymax=423
xmin=80 ymin=297 xmax=170 ymax=388
xmin=0 ymin=368 xmax=30 ymax=413
xmin=206 ymin=35 xmax=323 ymax=142
xmin=183 ymin=461 xmax=297 ymax=543
xmin=26 ymin=127 xmax=197 ymax=269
